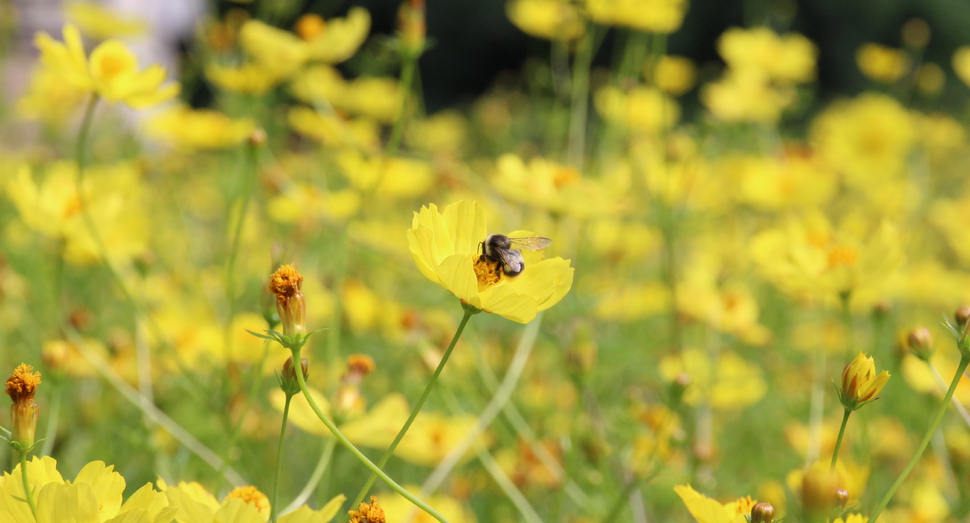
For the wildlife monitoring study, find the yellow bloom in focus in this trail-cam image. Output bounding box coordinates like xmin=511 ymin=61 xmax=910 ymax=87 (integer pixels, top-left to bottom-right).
xmin=586 ymin=0 xmax=688 ymax=33
xmin=856 ymin=43 xmax=910 ymax=83
xmin=809 ymin=92 xmax=915 ymax=187
xmin=145 ymin=104 xmax=256 ymax=151
xmin=35 ymin=24 xmax=179 ymax=108
xmin=64 ymin=1 xmax=147 ymax=40
xmin=951 ymin=46 xmax=970 ymax=87
xmin=159 ymin=479 xmax=344 ymax=523
xmin=674 ymin=484 xmax=757 ymax=523
xmin=506 ymin=0 xmax=585 ymax=41
xmin=0 ymin=456 xmax=176 ymax=523
xmin=839 ymin=352 xmax=891 ymax=410
xmin=407 ymin=200 xmax=573 ymax=323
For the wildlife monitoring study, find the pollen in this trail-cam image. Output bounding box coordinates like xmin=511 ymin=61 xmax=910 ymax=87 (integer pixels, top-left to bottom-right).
xmin=474 ymin=256 xmax=503 ymax=290
xmin=5 ymin=363 xmax=41 ymax=404
xmin=269 ymin=264 xmax=303 ymax=300
xmin=226 ymin=486 xmax=271 ymax=512
xmin=348 ymin=496 xmax=386 ymax=523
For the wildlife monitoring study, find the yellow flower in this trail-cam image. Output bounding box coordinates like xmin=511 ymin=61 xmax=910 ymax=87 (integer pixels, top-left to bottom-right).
xmin=373 ymin=487 xmax=477 ymax=523
xmin=951 ymin=45 xmax=970 ymax=87
xmin=407 ymin=200 xmax=573 ymax=323
xmin=337 ymin=150 xmax=434 ymax=197
xmin=290 ymin=65 xmax=404 ymax=123
xmin=646 ymin=55 xmax=697 ymax=96
xmin=303 ymin=7 xmax=371 ymax=64
xmin=64 ymin=1 xmax=147 ymax=40
xmin=206 ymin=62 xmax=287 ymax=95
xmin=659 ymin=348 xmax=767 ymax=410
xmin=287 ymin=106 xmax=380 ymax=149
xmin=239 ymin=19 xmax=309 ymax=78
xmin=594 ymin=85 xmax=681 ymax=132
xmin=717 ymin=27 xmax=817 ymax=83
xmin=0 ymin=456 xmax=176 ymax=523
xmin=145 ymin=104 xmax=256 ymax=150
xmin=674 ymin=484 xmax=757 ymax=523
xmin=159 ymin=480 xmax=344 ymax=523
xmin=856 ymin=43 xmax=910 ymax=83
xmin=839 ymin=352 xmax=891 ymax=410
xmin=701 ymin=69 xmax=795 ymax=123
xmin=35 ymin=24 xmax=179 ymax=108
xmin=506 ymin=0 xmax=585 ymax=41
xmin=15 ymin=65 xmax=88 ymax=124
xmin=586 ymin=0 xmax=688 ymax=33
xmin=490 ymin=153 xmax=621 ymax=217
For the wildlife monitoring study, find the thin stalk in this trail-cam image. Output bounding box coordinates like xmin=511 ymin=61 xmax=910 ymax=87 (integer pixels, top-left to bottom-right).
xmin=869 ymin=355 xmax=970 ymax=521
xmin=290 ymin=346 xmax=450 ymax=523
xmin=927 ymin=361 xmax=970 ymax=428
xmin=224 ymin=142 xmax=261 ymax=349
xmin=830 ymin=408 xmax=851 ymax=470
xmin=271 ymin=393 xmax=294 ymax=523
xmin=19 ymin=451 xmax=37 ymax=516
xmin=602 ymin=473 xmax=653 ymax=523
xmin=567 ymin=29 xmax=596 ymax=168
xmin=386 ymin=52 xmax=419 ymax=157
xmin=351 ymin=308 xmax=473 ymax=508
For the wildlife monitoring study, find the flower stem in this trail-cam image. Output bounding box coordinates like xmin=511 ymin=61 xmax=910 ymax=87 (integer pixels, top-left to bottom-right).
xmin=19 ymin=451 xmax=37 ymax=517
xmin=830 ymin=408 xmax=851 ymax=470
xmin=868 ymin=354 xmax=970 ymax=521
xmin=271 ymin=393 xmax=293 ymax=523
xmin=386 ymin=50 xmax=419 ymax=157
xmin=290 ymin=347 xmax=450 ymax=523
xmin=567 ymin=28 xmax=596 ymax=168
xmin=351 ymin=308 xmax=473 ymax=508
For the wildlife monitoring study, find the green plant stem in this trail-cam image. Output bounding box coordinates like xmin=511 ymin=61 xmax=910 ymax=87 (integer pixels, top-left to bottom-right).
xmin=386 ymin=51 xmax=419 ymax=157
xmin=19 ymin=451 xmax=37 ymax=517
xmin=567 ymin=28 xmax=596 ymax=168
xmin=271 ymin=393 xmax=294 ymax=523
xmin=869 ymin=355 xmax=970 ymax=521
xmin=830 ymin=408 xmax=851 ymax=470
xmin=224 ymin=142 xmax=261 ymax=347
xmin=351 ymin=308 xmax=473 ymax=508
xmin=290 ymin=346 xmax=450 ymax=523
xmin=602 ymin=473 xmax=650 ymax=523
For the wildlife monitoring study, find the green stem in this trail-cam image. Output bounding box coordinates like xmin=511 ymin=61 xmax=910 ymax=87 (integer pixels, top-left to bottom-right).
xmin=602 ymin=474 xmax=647 ymax=523
xmin=19 ymin=451 xmax=37 ymax=517
xmin=224 ymin=142 xmax=261 ymax=350
xmin=567 ymin=28 xmax=596 ymax=168
xmin=386 ymin=51 xmax=419 ymax=157
xmin=271 ymin=393 xmax=293 ymax=523
xmin=351 ymin=308 xmax=473 ymax=508
xmin=830 ymin=408 xmax=851 ymax=470
xmin=290 ymin=346 xmax=450 ymax=523
xmin=869 ymin=355 xmax=970 ymax=521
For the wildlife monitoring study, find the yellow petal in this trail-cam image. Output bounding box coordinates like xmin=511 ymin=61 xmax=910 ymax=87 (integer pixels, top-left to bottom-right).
xmin=278 ymin=494 xmax=346 ymax=523
xmin=442 ymin=200 xmax=487 ymax=257
xmin=674 ymin=484 xmax=732 ymax=523
xmin=436 ymin=254 xmax=480 ymax=304
xmin=213 ymin=498 xmax=264 ymax=523
xmin=479 ymin=283 xmax=538 ymax=323
xmin=74 ymin=461 xmax=125 ymax=520
xmin=35 ymin=482 xmax=101 ymax=523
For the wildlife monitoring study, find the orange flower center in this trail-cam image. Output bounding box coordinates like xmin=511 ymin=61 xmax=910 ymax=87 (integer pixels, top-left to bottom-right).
xmin=473 ymin=256 xmax=503 ymax=291
xmin=295 ymin=14 xmax=327 ymax=41
xmin=97 ymin=53 xmax=130 ymax=79
xmin=826 ymin=245 xmax=858 ymax=269
xmin=226 ymin=486 xmax=270 ymax=512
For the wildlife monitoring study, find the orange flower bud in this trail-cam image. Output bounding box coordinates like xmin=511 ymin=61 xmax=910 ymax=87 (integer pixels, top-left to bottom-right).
xmin=5 ymin=363 xmax=41 ymax=450
xmin=269 ymin=264 xmax=306 ymax=337
xmin=838 ymin=352 xmax=890 ymax=411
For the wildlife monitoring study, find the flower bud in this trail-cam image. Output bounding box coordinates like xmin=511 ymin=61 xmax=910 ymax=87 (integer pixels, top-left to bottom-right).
xmin=906 ymin=326 xmax=933 ymax=360
xmin=835 ymin=487 xmax=849 ymax=509
xmin=279 ymin=356 xmax=309 ymax=396
xmin=269 ymin=264 xmax=306 ymax=338
xmin=751 ymin=503 xmax=775 ymax=523
xmin=5 ymin=363 xmax=41 ymax=451
xmin=397 ymin=0 xmax=425 ymax=56
xmin=838 ymin=352 xmax=890 ymax=411
xmin=955 ymin=306 xmax=970 ymax=331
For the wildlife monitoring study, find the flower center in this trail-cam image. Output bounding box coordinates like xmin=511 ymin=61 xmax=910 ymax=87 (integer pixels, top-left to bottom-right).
xmin=473 ymin=256 xmax=503 ymax=291
xmin=826 ymin=245 xmax=858 ymax=269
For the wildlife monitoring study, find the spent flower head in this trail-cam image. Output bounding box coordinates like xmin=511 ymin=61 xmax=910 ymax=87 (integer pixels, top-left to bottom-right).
xmin=838 ymin=352 xmax=891 ymax=411
xmin=349 ymin=495 xmax=386 ymax=523
xmin=269 ymin=264 xmax=307 ymax=337
xmin=407 ymin=200 xmax=573 ymax=323
xmin=5 ymin=363 xmax=41 ymax=450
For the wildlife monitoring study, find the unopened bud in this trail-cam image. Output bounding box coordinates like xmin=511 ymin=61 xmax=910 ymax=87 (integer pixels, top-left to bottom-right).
xmin=5 ymin=363 xmax=41 ymax=451
xmin=397 ymin=0 xmax=425 ymax=55
xmin=835 ymin=487 xmax=849 ymax=509
xmin=955 ymin=306 xmax=970 ymax=330
xmin=248 ymin=128 xmax=267 ymax=148
xmin=906 ymin=326 xmax=933 ymax=360
xmin=279 ymin=356 xmax=309 ymax=396
xmin=751 ymin=503 xmax=775 ymax=523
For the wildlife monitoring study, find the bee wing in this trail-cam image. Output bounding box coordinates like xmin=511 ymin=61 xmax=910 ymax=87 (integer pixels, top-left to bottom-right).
xmin=494 ymin=247 xmax=525 ymax=270
xmin=508 ymin=236 xmax=552 ymax=252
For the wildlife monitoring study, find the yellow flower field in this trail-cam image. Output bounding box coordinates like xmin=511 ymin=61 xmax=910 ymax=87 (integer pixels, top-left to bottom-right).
xmin=2 ymin=1 xmax=970 ymax=522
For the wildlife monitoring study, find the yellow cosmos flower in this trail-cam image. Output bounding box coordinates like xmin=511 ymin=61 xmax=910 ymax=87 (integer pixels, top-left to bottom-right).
xmin=15 ymin=65 xmax=87 ymax=125
xmin=717 ymin=27 xmax=817 ymax=84
xmin=145 ymin=104 xmax=256 ymax=150
xmin=506 ymin=0 xmax=585 ymax=41
xmin=659 ymin=348 xmax=767 ymax=410
xmin=951 ymin=46 xmax=970 ymax=87
xmin=206 ymin=62 xmax=287 ymax=95
xmin=407 ymin=200 xmax=573 ymax=323
xmin=856 ymin=43 xmax=910 ymax=83
xmin=0 ymin=456 xmax=176 ymax=523
xmin=64 ymin=1 xmax=147 ymax=40
xmin=303 ymin=7 xmax=372 ymax=64
xmin=701 ymin=69 xmax=795 ymax=123
xmin=159 ymin=480 xmax=344 ymax=523
xmin=35 ymin=24 xmax=179 ymax=108
xmin=839 ymin=352 xmax=891 ymax=411
xmin=594 ymin=85 xmax=681 ymax=132
xmin=674 ymin=484 xmax=757 ymax=523
xmin=586 ymin=0 xmax=688 ymax=34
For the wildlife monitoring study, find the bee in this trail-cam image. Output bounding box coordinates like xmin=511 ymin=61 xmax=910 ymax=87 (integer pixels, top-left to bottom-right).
xmin=480 ymin=234 xmax=553 ymax=277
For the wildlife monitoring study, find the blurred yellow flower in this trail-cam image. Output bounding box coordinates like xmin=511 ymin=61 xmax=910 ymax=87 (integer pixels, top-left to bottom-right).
xmin=0 ymin=456 xmax=176 ymax=523
xmin=64 ymin=1 xmax=147 ymax=40
xmin=951 ymin=45 xmax=970 ymax=87
xmin=407 ymin=200 xmax=573 ymax=323
xmin=659 ymin=348 xmax=767 ymax=409
xmin=206 ymin=62 xmax=287 ymax=95
xmin=506 ymin=0 xmax=585 ymax=41
xmin=809 ymin=92 xmax=915 ymax=187
xmin=287 ymin=106 xmax=380 ymax=150
xmin=491 ymin=153 xmax=620 ymax=217
xmin=750 ymin=212 xmax=903 ymax=300
xmin=35 ymin=24 xmax=179 ymax=108
xmin=291 ymin=65 xmax=404 ymax=123
xmin=375 ymin=487 xmax=477 ymax=523
xmin=407 ymin=110 xmax=470 ymax=155
xmin=586 ymin=0 xmax=687 ymax=33
xmin=856 ymin=43 xmax=910 ymax=83
xmin=646 ymin=55 xmax=697 ymax=96
xmin=717 ymin=27 xmax=817 ymax=83
xmin=303 ymin=7 xmax=371 ymax=64
xmin=701 ymin=69 xmax=795 ymax=123
xmin=915 ymin=63 xmax=945 ymax=95
xmin=594 ymin=85 xmax=680 ymax=132
xmin=725 ymin=152 xmax=837 ymax=211
xmin=674 ymin=484 xmax=756 ymax=523
xmin=337 ymin=150 xmax=435 ymax=197
xmin=15 ymin=65 xmax=87 ymax=124
xmin=838 ymin=352 xmax=891 ymax=410
xmin=145 ymin=104 xmax=256 ymax=150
